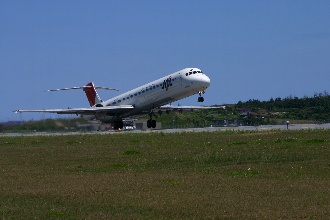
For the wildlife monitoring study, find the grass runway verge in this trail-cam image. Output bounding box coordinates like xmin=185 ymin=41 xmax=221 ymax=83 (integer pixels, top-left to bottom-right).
xmin=1 ymin=130 xmax=330 ymax=219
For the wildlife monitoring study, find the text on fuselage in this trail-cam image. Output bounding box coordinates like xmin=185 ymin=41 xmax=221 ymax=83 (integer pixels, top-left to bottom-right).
xmin=162 ymin=77 xmax=172 ymax=91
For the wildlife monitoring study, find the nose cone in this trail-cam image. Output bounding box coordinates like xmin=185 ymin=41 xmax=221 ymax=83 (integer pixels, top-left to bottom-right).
xmin=182 ymin=71 xmax=211 ymax=91
xmin=202 ymin=74 xmax=211 ymax=89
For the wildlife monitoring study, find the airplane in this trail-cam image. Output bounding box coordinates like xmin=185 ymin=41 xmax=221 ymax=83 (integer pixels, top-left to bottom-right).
xmin=14 ymin=68 xmax=224 ymax=129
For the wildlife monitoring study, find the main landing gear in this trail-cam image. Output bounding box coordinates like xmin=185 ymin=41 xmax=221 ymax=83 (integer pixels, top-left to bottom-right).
xmin=147 ymin=112 xmax=157 ymax=128
xmin=147 ymin=119 xmax=157 ymax=128
xmin=198 ymin=91 xmax=205 ymax=102
xmin=113 ymin=120 xmax=124 ymax=130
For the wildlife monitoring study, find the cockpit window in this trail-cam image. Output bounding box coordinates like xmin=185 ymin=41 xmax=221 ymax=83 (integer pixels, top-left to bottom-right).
xmin=185 ymin=70 xmax=203 ymax=76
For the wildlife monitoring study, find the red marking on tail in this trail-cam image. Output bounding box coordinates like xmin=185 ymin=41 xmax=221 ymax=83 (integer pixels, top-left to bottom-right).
xmin=83 ymin=82 xmax=97 ymax=107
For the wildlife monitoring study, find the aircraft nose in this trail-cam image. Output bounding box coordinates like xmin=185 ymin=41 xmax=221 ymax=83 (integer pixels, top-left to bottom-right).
xmin=201 ymin=74 xmax=211 ymax=89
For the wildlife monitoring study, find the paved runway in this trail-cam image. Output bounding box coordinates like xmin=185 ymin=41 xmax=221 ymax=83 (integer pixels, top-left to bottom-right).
xmin=143 ymin=123 xmax=330 ymax=133
xmin=2 ymin=123 xmax=330 ymax=136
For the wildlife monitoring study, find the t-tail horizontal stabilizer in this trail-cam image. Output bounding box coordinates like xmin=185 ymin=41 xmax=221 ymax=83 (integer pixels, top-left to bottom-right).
xmin=46 ymin=82 xmax=119 ymax=107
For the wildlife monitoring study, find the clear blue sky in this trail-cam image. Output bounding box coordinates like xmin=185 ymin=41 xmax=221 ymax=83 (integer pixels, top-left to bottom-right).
xmin=1 ymin=0 xmax=330 ymax=122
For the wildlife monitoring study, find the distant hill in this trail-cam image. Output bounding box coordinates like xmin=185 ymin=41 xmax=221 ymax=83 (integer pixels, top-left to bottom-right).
xmin=157 ymin=92 xmax=330 ymax=127
xmin=236 ymin=93 xmax=330 ymax=122
xmin=1 ymin=92 xmax=329 ymax=132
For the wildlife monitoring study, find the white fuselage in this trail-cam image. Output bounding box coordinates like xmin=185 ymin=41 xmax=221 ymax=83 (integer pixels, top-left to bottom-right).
xmin=96 ymin=68 xmax=210 ymax=121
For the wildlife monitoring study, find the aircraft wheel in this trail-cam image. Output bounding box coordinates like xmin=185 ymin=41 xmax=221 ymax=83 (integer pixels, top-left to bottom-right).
xmin=151 ymin=120 xmax=157 ymax=128
xmin=118 ymin=121 xmax=123 ymax=129
xmin=114 ymin=121 xmax=124 ymax=130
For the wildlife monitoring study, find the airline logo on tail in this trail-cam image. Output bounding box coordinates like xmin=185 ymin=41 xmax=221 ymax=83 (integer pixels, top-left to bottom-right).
xmin=83 ymin=82 xmax=103 ymax=107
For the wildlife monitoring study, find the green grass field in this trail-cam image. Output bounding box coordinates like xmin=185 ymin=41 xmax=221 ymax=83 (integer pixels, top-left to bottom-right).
xmin=1 ymin=130 xmax=329 ymax=219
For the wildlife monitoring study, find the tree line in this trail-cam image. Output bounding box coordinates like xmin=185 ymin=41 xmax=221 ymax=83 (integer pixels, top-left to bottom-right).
xmin=236 ymin=91 xmax=330 ymax=121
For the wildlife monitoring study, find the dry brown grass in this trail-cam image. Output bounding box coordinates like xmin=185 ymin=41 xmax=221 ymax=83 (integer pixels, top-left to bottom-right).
xmin=0 ymin=130 xmax=329 ymax=219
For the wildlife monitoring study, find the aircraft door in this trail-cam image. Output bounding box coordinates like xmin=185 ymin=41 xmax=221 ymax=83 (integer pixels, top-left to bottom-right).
xmin=179 ymin=73 xmax=183 ymax=86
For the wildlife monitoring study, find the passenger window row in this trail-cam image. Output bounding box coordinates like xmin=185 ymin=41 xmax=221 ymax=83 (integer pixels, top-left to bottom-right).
xmin=110 ymin=77 xmax=177 ymax=105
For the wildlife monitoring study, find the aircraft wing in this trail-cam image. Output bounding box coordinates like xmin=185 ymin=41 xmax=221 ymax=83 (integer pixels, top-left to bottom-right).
xmin=157 ymin=105 xmax=226 ymax=111
xmin=14 ymin=105 xmax=134 ymax=115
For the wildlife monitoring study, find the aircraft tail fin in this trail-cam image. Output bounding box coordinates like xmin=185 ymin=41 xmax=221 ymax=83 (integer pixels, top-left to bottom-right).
xmin=83 ymin=82 xmax=103 ymax=107
xmin=47 ymin=83 xmax=119 ymax=107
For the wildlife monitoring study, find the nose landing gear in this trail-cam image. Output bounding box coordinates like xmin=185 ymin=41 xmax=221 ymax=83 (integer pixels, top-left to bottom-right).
xmin=198 ymin=91 xmax=205 ymax=102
